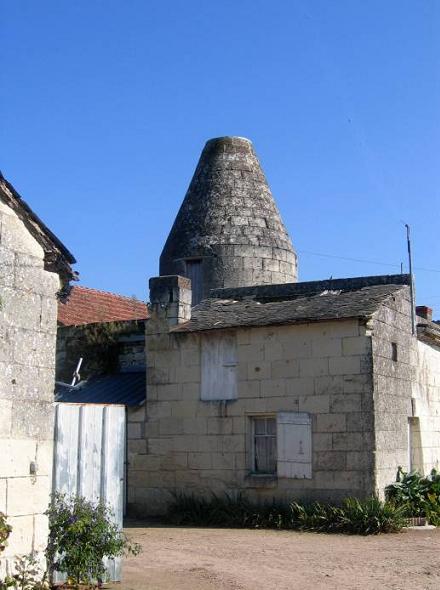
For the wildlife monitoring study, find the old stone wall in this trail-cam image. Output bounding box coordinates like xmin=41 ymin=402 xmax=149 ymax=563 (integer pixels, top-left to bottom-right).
xmin=128 ymin=317 xmax=375 ymax=515
xmin=371 ymin=289 xmax=440 ymax=494
xmin=56 ymin=320 xmax=146 ymax=383
xmin=0 ymin=199 xmax=60 ymax=575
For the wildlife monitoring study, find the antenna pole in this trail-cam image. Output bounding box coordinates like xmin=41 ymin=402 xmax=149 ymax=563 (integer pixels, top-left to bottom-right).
xmin=405 ymin=224 xmax=416 ymax=335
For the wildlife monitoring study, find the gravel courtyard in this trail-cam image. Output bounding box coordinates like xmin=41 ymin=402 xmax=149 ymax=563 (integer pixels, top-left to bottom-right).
xmin=121 ymin=523 xmax=440 ymax=590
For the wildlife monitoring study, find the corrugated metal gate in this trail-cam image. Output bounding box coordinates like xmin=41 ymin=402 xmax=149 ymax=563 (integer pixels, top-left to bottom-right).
xmin=53 ymin=403 xmax=126 ymax=581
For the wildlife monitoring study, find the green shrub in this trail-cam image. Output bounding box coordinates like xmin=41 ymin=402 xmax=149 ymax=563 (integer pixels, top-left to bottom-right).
xmin=166 ymin=493 xmax=406 ymax=535
xmin=45 ymin=493 xmax=140 ymax=587
xmin=0 ymin=513 xmax=12 ymax=555
xmin=385 ymin=467 xmax=440 ymax=524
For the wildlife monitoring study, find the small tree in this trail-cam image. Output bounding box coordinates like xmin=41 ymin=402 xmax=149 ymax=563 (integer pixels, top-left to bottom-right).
xmin=45 ymin=493 xmax=140 ymax=587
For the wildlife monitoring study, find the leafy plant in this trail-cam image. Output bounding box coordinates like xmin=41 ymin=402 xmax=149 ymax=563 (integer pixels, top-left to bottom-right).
xmin=0 ymin=554 xmax=48 ymax=590
xmin=386 ymin=467 xmax=440 ymax=524
xmin=0 ymin=513 xmax=12 ymax=554
xmin=166 ymin=492 xmax=406 ymax=535
xmin=45 ymin=493 xmax=141 ymax=587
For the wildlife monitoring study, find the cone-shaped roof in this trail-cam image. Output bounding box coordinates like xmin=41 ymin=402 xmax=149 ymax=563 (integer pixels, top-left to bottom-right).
xmin=160 ymin=136 xmax=297 ymax=303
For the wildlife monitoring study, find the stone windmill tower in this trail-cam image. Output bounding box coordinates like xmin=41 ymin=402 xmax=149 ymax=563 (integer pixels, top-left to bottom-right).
xmin=160 ymin=136 xmax=297 ymax=305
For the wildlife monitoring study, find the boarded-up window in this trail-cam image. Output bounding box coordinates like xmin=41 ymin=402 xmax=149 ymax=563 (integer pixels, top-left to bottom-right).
xmin=201 ymin=333 xmax=237 ymax=401
xmin=185 ymin=259 xmax=203 ymax=306
xmin=252 ymin=417 xmax=277 ymax=474
xmin=277 ymin=412 xmax=312 ymax=479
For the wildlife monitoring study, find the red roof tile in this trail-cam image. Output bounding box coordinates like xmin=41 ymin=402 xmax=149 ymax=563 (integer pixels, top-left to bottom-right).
xmin=58 ymin=286 xmax=148 ymax=326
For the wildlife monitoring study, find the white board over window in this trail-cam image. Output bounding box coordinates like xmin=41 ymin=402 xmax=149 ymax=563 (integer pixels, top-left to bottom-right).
xmin=201 ymin=332 xmax=237 ymax=400
xmin=277 ymin=412 xmax=312 ymax=479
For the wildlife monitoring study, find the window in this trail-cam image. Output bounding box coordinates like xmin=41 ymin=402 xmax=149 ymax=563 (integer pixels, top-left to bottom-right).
xmin=252 ymin=417 xmax=277 ymax=474
xmin=250 ymin=412 xmax=312 ymax=479
xmin=201 ymin=333 xmax=237 ymax=401
xmin=185 ymin=259 xmax=203 ymax=306
xmin=392 ymin=342 xmax=398 ymax=362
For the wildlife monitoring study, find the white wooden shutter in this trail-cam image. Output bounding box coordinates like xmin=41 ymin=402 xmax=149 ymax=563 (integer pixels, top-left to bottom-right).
xmin=277 ymin=412 xmax=312 ymax=478
xmin=201 ymin=333 xmax=237 ymax=400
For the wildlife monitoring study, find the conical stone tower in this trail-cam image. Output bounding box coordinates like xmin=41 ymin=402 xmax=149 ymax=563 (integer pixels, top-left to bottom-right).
xmin=160 ymin=136 xmax=297 ymax=304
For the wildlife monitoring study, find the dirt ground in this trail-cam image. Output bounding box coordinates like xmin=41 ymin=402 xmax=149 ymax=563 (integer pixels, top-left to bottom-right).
xmin=121 ymin=522 xmax=440 ymax=590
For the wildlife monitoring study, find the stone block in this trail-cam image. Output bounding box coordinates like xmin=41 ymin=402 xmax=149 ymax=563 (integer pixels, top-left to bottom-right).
xmin=35 ymin=441 xmax=53 ymax=477
xmin=316 ymin=414 xmax=346 ymax=433
xmin=33 ymin=514 xmax=49 ymax=552
xmin=342 ymin=336 xmax=371 ymax=356
xmin=313 ymin=433 xmax=332 ymax=451
xmin=314 ymin=375 xmax=344 ymax=395
xmin=330 ymin=394 xmax=362 ymax=413
xmin=311 ymin=338 xmax=342 ymax=358
xmin=332 ymin=432 xmax=364 ymax=451
xmin=247 ymin=361 xmax=271 ymax=380
xmin=298 ymin=394 xmax=329 ymax=414
xmin=271 ymin=359 xmax=299 ymax=379
xmin=128 ymin=405 xmax=146 ymax=422
xmin=175 ymin=364 xmax=201 ymax=383
xmin=314 ymin=451 xmax=346 ymax=471
xmin=212 ymin=453 xmax=235 ymax=470
xmin=299 ymin=358 xmax=329 ymax=377
xmin=238 ymin=343 xmax=265 ymax=363
xmin=128 ymin=439 xmax=148 ymax=455
xmin=2 ymin=515 xmax=34 ymax=557
xmin=7 ymin=476 xmax=50 ymax=516
xmin=159 ymin=417 xmax=184 ymax=436
xmin=183 ymin=417 xmax=208 ymax=435
xmin=260 ymin=378 xmax=286 ymax=397
xmin=329 ymin=356 xmax=361 ymax=376
xmin=188 ymin=453 xmax=212 ymax=470
xmin=238 ymin=380 xmax=261 ymax=398
xmin=154 ymin=383 xmax=181 ymax=401
xmin=0 ymin=400 xmax=12 ymax=437
xmin=221 ymin=435 xmax=244 ymax=454
xmin=127 ymin=423 xmax=142 ymax=439
xmin=0 ymin=213 xmax=44 ymax=258
xmin=0 ymin=479 xmax=6 ymax=513
xmin=147 ymin=401 xmax=172 ymax=419
xmin=285 ymin=377 xmax=314 ymax=397
xmin=207 ymin=417 xmax=233 ymax=435
xmin=161 ymin=452 xmax=188 ymax=470
xmin=0 ymin=439 xmax=37 ymax=478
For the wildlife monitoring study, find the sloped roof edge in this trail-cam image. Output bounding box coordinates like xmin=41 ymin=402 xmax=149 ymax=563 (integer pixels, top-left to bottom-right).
xmin=0 ymin=172 xmax=76 ymax=282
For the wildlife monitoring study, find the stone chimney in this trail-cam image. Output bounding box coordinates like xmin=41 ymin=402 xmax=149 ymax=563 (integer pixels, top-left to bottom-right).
xmin=160 ymin=136 xmax=297 ymax=305
xmin=416 ymin=305 xmax=433 ymax=322
xmin=148 ymin=275 xmax=192 ymax=327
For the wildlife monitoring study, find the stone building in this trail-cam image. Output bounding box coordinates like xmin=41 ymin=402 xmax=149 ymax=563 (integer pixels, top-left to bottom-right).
xmin=126 ymin=137 xmax=440 ymax=515
xmin=0 ymin=173 xmax=75 ymax=574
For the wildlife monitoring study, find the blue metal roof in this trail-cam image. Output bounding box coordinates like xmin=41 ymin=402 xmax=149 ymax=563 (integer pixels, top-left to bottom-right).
xmin=55 ymin=372 xmax=145 ymax=406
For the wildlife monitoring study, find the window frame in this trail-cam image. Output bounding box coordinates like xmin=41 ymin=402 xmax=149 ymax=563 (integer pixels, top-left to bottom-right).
xmin=250 ymin=415 xmax=277 ymax=475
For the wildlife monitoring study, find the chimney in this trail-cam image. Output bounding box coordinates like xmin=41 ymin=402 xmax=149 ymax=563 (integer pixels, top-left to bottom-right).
xmin=148 ymin=275 xmax=192 ymax=326
xmin=416 ymin=305 xmax=433 ymax=322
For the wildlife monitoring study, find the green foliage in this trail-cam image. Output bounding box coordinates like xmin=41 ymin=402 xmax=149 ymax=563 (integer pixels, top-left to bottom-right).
xmin=0 ymin=512 xmax=12 ymax=554
xmin=0 ymin=554 xmax=49 ymax=590
xmin=167 ymin=492 xmax=407 ymax=535
xmin=385 ymin=466 xmax=440 ymax=524
xmin=59 ymin=320 xmax=143 ymax=382
xmin=45 ymin=493 xmax=141 ymax=587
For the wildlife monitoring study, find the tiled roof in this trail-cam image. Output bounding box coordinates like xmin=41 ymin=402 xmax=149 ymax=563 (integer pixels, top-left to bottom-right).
xmin=173 ymin=275 xmax=411 ymax=333
xmin=58 ymin=285 xmax=148 ymax=326
xmin=55 ymin=372 xmax=146 ymax=406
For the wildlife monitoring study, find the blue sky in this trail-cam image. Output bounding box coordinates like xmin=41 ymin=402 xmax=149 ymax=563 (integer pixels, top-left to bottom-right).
xmin=2 ymin=1 xmax=439 ymax=314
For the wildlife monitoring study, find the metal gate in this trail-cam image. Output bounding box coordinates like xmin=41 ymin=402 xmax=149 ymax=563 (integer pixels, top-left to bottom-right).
xmin=53 ymin=403 xmax=126 ymax=581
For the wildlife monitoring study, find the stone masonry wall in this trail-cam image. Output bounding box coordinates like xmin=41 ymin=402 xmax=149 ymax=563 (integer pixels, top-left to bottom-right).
xmin=128 ymin=318 xmax=375 ymax=515
xmin=0 ymin=199 xmax=59 ymax=575
xmin=371 ymin=288 xmax=440 ymax=494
